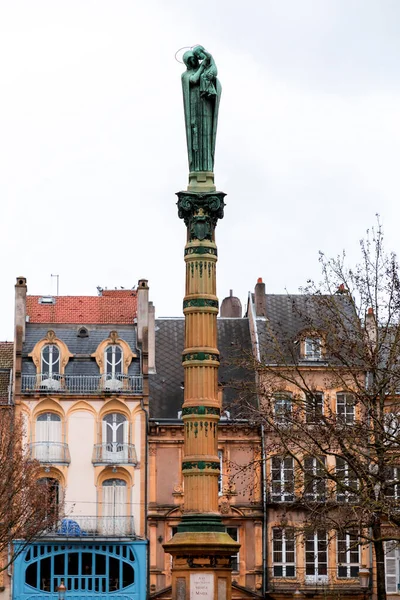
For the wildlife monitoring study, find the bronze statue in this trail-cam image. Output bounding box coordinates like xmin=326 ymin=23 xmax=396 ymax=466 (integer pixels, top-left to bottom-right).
xmin=181 ymin=46 xmax=221 ymax=174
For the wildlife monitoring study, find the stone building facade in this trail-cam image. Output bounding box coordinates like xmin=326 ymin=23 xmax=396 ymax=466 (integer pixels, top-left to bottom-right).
xmin=148 ymin=314 xmax=264 ymax=600
xmin=10 ymin=277 xmax=153 ymax=600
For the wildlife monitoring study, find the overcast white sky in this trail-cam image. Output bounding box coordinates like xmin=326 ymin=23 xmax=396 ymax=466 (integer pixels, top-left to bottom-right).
xmin=1 ymin=0 xmax=400 ymax=340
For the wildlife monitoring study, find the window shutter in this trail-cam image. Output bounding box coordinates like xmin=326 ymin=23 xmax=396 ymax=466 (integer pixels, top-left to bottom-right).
xmin=385 ymin=542 xmax=398 ymax=593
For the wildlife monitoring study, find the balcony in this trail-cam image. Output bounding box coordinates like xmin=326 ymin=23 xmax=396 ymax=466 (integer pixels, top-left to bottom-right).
xmin=92 ymin=443 xmax=138 ymax=466
xmin=21 ymin=374 xmax=143 ymax=395
xmin=42 ymin=516 xmax=135 ymax=538
xmin=29 ymin=442 xmax=71 ymax=465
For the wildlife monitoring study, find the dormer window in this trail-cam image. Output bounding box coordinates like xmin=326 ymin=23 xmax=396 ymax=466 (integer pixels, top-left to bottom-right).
xmin=105 ymin=346 xmax=123 ymax=378
xmin=92 ymin=333 xmax=136 ymax=391
xmin=304 ymin=337 xmax=322 ymax=360
xmin=41 ymin=345 xmax=60 ymax=378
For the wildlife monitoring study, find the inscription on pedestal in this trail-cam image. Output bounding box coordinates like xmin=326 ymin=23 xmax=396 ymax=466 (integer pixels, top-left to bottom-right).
xmin=190 ymin=573 xmax=214 ymax=600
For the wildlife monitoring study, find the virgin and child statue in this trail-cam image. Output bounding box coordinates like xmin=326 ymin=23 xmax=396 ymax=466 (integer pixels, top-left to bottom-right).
xmin=182 ymin=45 xmax=222 ymax=174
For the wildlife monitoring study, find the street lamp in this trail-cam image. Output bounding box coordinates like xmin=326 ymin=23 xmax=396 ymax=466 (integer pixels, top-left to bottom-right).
xmin=359 ymin=565 xmax=370 ymax=598
xmin=56 ymin=580 xmax=66 ymax=600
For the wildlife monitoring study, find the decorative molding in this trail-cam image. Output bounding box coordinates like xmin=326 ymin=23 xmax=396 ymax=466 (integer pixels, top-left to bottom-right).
xmin=220 ymin=500 xmax=230 ymax=515
xmin=183 ymin=298 xmax=219 ymax=310
xmin=182 ymin=406 xmax=220 ymax=417
xmin=182 ymin=352 xmax=219 ymax=363
xmin=185 ymin=246 xmax=217 ymax=257
xmin=91 ymin=332 xmax=137 ymax=374
xmin=29 ymin=331 xmax=73 ymax=374
xmin=172 ymin=484 xmax=184 ymax=497
xmin=182 ymin=460 xmax=220 ymax=471
xmin=177 ymin=191 xmax=226 ymax=241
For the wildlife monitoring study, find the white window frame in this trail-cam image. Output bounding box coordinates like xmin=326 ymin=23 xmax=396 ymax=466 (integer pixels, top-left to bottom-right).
xmin=226 ymin=527 xmax=239 ymax=572
xmin=102 ymin=413 xmax=129 ymax=462
xmin=385 ymin=541 xmax=400 ymax=594
xmin=384 ymin=413 xmax=400 ymax=445
xmin=272 ymin=528 xmax=296 ymax=578
xmin=218 ymin=450 xmax=223 ymax=495
xmin=336 ymin=457 xmax=358 ymax=503
xmin=304 ymin=456 xmax=326 ymax=501
xmin=385 ymin=466 xmax=400 ymax=500
xmin=274 ymin=394 xmax=292 ymax=425
xmin=337 ymin=532 xmax=360 ymax=578
xmin=336 ymin=393 xmax=355 ymax=424
xmin=101 ymin=478 xmax=127 ymax=534
xmin=271 ymin=456 xmax=294 ymax=502
xmin=105 ymin=345 xmax=123 ymax=378
xmin=305 ymin=393 xmax=324 ymax=424
xmin=305 ymin=530 xmax=328 ymax=583
xmin=41 ymin=344 xmax=60 ymax=378
xmin=304 ymin=337 xmax=322 ymax=360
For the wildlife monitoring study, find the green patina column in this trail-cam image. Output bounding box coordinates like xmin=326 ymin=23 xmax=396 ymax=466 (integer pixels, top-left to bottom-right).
xmin=163 ymin=45 xmax=239 ymax=600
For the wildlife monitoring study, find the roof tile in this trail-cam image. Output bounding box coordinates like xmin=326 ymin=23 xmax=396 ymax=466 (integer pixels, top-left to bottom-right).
xmin=26 ymin=294 xmax=137 ymax=325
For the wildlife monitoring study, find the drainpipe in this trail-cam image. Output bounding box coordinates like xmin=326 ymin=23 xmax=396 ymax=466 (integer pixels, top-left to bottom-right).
xmin=261 ymin=424 xmax=267 ymax=596
xmin=248 ymin=289 xmax=268 ymax=594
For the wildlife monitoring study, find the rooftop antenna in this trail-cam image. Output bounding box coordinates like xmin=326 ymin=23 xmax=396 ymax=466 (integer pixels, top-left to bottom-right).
xmin=51 ymin=274 xmax=59 ymax=296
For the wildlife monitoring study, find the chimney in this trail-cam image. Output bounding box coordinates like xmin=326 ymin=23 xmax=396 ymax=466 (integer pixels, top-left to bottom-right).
xmin=255 ymin=277 xmax=267 ymax=317
xmin=137 ymin=279 xmax=149 ymax=343
xmin=14 ymin=276 xmax=27 ymax=398
xmin=220 ymin=290 xmax=242 ymax=318
xmin=15 ymin=276 xmax=27 ymax=342
xmin=148 ymin=302 xmax=156 ymax=373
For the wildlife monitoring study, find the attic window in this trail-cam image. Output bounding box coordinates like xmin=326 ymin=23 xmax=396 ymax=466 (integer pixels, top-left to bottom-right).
xmin=304 ymin=337 xmax=322 ymax=360
xmin=39 ymin=296 xmax=55 ymax=305
xmin=77 ymin=327 xmax=89 ymax=338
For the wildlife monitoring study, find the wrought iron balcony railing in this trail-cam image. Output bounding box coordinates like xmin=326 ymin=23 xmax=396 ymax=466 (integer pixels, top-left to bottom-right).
xmin=92 ymin=443 xmax=138 ymax=466
xmin=21 ymin=374 xmax=143 ymax=395
xmin=42 ymin=516 xmax=135 ymax=538
xmin=29 ymin=442 xmax=71 ymax=464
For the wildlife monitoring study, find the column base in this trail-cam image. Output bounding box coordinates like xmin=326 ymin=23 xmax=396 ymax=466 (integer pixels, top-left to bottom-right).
xmin=188 ymin=171 xmax=216 ymax=192
xmin=177 ymin=514 xmax=225 ymax=533
xmin=163 ymin=515 xmax=239 ymax=556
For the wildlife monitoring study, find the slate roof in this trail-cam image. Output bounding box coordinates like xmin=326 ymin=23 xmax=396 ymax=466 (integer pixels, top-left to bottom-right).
xmin=149 ymin=318 xmax=253 ymax=419
xmin=26 ymin=290 xmax=137 ymax=324
xmin=22 ymin=325 xmax=140 ymax=377
xmin=254 ymin=294 xmax=358 ymax=364
xmin=0 ymin=342 xmax=13 ymax=404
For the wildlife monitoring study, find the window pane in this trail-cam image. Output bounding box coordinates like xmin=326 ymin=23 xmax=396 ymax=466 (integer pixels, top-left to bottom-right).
xmin=67 ymin=553 xmax=79 ymax=575
xmin=122 ymin=561 xmax=134 ymax=588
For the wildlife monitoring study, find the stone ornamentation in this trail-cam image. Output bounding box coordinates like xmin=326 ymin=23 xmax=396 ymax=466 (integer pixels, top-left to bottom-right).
xmin=177 ymin=191 xmax=225 ymax=241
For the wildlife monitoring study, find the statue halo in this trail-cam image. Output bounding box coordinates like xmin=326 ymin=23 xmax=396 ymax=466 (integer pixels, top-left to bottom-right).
xmin=174 ymin=44 xmax=201 ymax=64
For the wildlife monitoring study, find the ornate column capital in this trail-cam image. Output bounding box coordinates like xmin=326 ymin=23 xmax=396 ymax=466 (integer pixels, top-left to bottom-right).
xmin=177 ymin=191 xmax=226 ymax=241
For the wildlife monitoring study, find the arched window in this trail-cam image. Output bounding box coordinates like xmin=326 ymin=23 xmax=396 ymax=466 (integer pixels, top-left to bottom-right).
xmin=35 ymin=413 xmax=62 ymax=461
xmin=105 ymin=346 xmax=123 ymax=378
xmin=102 ymin=479 xmax=127 ymax=535
xmin=41 ymin=345 xmax=60 ymax=378
xmin=37 ymin=477 xmax=60 ymax=517
xmin=24 ymin=544 xmax=135 ymax=594
xmin=102 ymin=414 xmax=128 ymax=462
